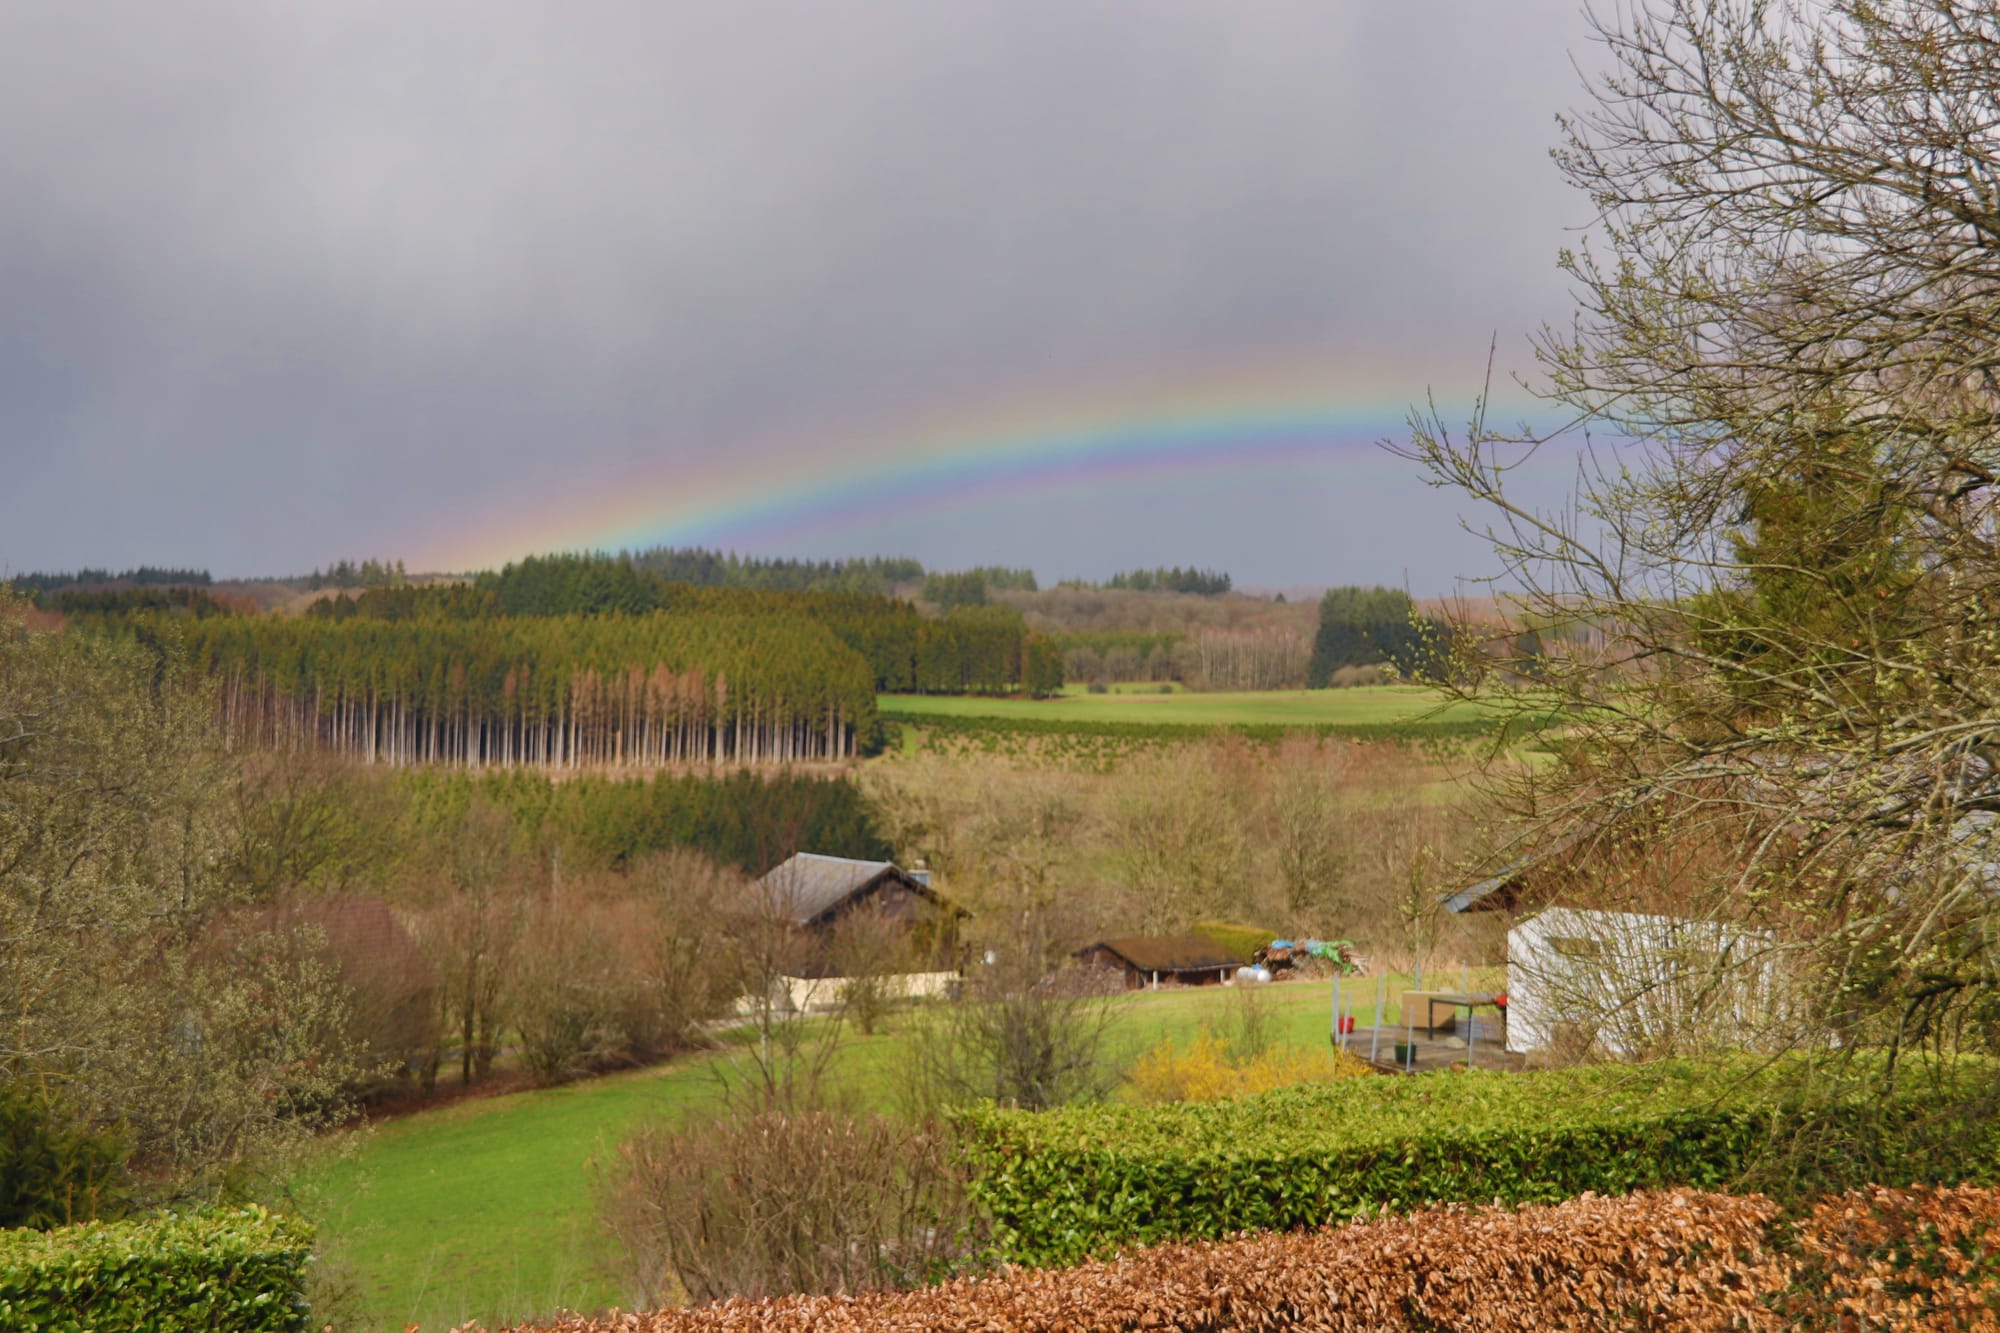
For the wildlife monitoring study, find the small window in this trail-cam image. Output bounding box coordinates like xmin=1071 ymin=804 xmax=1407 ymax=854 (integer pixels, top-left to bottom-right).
xmin=1547 ymin=935 xmax=1604 ymax=961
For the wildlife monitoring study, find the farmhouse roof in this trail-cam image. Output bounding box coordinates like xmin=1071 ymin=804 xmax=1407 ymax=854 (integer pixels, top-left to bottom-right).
xmin=758 ymin=852 xmax=955 ymax=926
xmin=1442 ymin=859 xmax=1533 ymax=915
xmin=1442 ymin=828 xmax=1592 ymax=914
xmin=1084 ymin=934 xmax=1245 ymax=973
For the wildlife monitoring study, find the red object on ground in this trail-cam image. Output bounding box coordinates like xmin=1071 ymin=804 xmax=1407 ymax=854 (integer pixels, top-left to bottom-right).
xmin=1338 ymin=1015 xmax=1355 ymax=1034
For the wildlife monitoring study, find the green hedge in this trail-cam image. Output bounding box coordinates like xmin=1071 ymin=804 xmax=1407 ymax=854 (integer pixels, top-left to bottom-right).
xmin=954 ymin=1062 xmax=1996 ymax=1267
xmin=0 ymin=1206 xmax=313 ymax=1333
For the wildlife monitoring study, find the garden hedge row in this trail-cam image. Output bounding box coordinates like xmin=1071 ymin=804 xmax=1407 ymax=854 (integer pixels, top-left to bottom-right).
xmin=953 ymin=1061 xmax=1997 ymax=1266
xmin=490 ymin=1184 xmax=2000 ymax=1331
xmin=0 ymin=1206 xmax=312 ymax=1333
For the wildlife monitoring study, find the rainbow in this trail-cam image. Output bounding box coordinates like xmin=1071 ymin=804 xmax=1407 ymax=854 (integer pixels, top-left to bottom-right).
xmin=419 ymin=350 xmax=1481 ymax=573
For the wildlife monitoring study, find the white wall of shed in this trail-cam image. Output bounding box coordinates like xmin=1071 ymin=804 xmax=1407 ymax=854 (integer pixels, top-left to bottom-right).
xmin=1505 ymin=907 xmax=1771 ymax=1055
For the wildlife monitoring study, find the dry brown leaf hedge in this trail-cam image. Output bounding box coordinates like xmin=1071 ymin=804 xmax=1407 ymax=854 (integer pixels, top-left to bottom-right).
xmin=465 ymin=1184 xmax=2000 ymax=1332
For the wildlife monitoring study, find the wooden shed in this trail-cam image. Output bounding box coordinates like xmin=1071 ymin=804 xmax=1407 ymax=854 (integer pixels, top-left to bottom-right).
xmin=1077 ymin=934 xmax=1245 ymax=989
xmin=758 ymin=852 xmax=965 ymax=972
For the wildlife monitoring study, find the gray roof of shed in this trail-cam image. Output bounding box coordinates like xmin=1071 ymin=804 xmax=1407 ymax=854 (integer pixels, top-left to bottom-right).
xmin=1442 ymin=859 xmax=1531 ymax=914
xmin=759 ymin=853 xmax=942 ymax=925
xmin=1442 ymin=830 xmax=1588 ymax=914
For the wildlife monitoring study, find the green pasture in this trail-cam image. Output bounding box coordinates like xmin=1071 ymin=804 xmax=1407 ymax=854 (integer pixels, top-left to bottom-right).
xmin=878 ymin=684 xmax=1491 ymax=729
xmin=306 ymin=972 xmax=1482 ymax=1331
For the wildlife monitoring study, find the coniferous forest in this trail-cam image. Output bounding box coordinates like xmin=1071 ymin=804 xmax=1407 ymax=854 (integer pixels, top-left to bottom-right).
xmin=178 ymin=610 xmax=877 ymax=766
xmin=323 ymin=553 xmax=1063 ymax=694
xmin=67 ymin=551 xmax=1063 ymax=773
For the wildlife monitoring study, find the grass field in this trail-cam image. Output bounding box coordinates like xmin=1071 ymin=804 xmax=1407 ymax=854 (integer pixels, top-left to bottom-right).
xmin=879 ymin=684 xmax=1492 ymax=729
xmin=306 ymin=971 xmax=1491 ymax=1331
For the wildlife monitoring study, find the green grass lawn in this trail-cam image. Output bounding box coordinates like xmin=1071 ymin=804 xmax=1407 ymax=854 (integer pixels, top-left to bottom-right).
xmin=878 ymin=684 xmax=1491 ymax=729
xmin=305 ymin=971 xmax=1496 ymax=1331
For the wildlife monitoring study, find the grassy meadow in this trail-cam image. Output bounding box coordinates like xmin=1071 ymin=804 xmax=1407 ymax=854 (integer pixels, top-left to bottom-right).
xmin=879 ymin=683 xmax=1492 ymax=729
xmin=307 ymin=971 xmax=1492 ymax=1332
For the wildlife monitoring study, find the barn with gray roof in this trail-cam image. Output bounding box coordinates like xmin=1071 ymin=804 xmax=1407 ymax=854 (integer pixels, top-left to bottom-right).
xmin=758 ymin=852 xmax=964 ymax=972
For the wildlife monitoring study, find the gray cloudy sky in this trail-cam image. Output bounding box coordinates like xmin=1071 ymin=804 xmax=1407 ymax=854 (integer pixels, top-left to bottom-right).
xmin=0 ymin=2 xmax=1597 ymax=589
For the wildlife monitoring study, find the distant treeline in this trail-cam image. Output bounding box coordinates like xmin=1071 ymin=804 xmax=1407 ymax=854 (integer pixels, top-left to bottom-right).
xmin=4 ymin=565 xmax=211 ymax=594
xmin=476 ymin=554 xmax=1061 ymax=696
xmin=920 ymin=567 xmax=1039 ymax=610
xmin=627 ymin=546 xmax=924 ymax=593
xmin=1065 ymin=567 xmax=1232 ymax=595
xmin=303 ymin=558 xmax=408 ymax=590
xmin=34 ymin=585 xmax=236 ymax=618
xmin=1051 ymin=630 xmax=1185 ymax=683
xmin=79 ymin=554 xmax=1062 ymax=773
xmin=312 ymin=554 xmax=1063 ymax=697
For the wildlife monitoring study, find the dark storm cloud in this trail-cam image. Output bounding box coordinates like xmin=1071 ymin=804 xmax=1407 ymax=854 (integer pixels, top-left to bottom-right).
xmin=0 ymin=2 xmax=1593 ymax=586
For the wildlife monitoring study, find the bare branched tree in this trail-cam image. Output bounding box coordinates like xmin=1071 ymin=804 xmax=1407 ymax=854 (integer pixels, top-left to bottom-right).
xmin=406 ymin=798 xmax=527 ymax=1087
xmin=1116 ymin=748 xmax=1250 ymax=931
xmin=0 ymin=595 xmax=368 ymax=1199
xmin=903 ymin=914 xmax=1118 ymax=1115
xmin=718 ymin=859 xmax=850 ymax=1114
xmin=1272 ymin=745 xmax=1345 ymax=924
xmin=826 ymin=901 xmax=911 ymax=1037
xmin=1401 ymin=0 xmax=2000 ymax=1098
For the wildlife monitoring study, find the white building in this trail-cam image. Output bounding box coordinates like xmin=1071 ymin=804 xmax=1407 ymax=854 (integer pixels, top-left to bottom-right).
xmin=1445 ymin=861 xmax=1777 ymax=1056
xmin=1502 ymin=905 xmax=1774 ymax=1055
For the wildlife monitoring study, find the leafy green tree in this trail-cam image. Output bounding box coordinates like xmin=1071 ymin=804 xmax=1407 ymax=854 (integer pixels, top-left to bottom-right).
xmin=1307 ymin=586 xmax=1455 ymax=685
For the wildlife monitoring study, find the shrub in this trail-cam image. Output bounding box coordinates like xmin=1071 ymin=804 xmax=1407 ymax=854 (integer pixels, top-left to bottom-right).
xmin=0 ymin=1205 xmax=312 ymax=1333
xmin=954 ymin=1060 xmax=2000 ymax=1267
xmin=1329 ymin=662 xmax=1393 ymax=688
xmin=1124 ymin=1029 xmax=1369 ymax=1104
xmin=482 ymin=1186 xmax=2000 ymax=1331
xmin=902 ymin=945 xmax=1119 ymax=1115
xmin=598 ymin=1110 xmax=983 ymax=1306
xmin=1779 ymin=1184 xmax=2000 ymax=1326
xmin=504 ymin=891 xmax=628 ymax=1085
xmin=0 ymin=1082 xmax=128 ymax=1229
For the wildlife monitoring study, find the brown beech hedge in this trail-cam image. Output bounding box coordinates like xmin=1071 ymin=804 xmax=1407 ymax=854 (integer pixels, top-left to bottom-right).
xmin=471 ymin=1184 xmax=2000 ymax=1332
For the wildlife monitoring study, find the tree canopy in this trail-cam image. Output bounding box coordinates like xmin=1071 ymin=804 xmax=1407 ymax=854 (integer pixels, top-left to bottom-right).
xmin=1306 ymin=586 xmax=1454 ymax=686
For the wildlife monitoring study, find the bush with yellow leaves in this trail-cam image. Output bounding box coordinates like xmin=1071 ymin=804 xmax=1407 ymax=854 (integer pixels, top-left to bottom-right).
xmin=1123 ymin=1027 xmax=1368 ymax=1103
